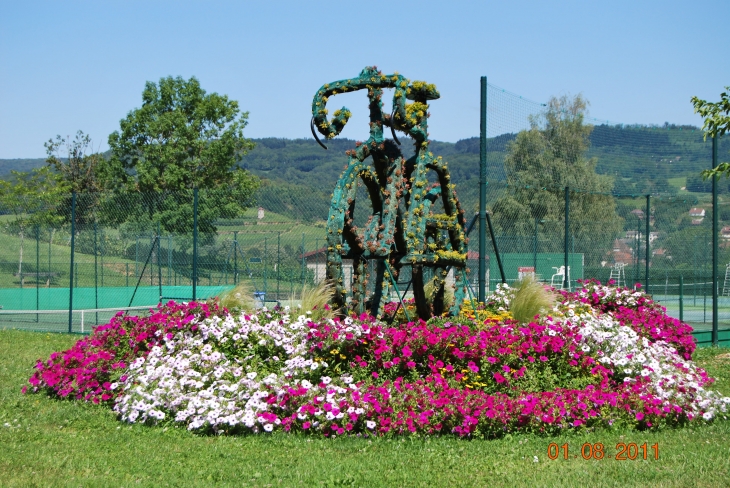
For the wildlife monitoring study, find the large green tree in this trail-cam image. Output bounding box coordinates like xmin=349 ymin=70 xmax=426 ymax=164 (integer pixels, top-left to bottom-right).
xmin=491 ymin=95 xmax=623 ymax=266
xmin=105 ymin=76 xmax=259 ymax=239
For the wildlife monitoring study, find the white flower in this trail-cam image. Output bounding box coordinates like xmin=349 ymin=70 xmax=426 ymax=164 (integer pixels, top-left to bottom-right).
xmin=366 ymin=420 xmax=376 ymax=429
xmin=264 ymin=423 xmax=274 ymax=432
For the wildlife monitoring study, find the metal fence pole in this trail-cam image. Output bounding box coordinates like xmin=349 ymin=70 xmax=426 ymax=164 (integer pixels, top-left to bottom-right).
xmin=277 ymin=232 xmax=281 ymax=299
xmin=100 ymin=227 xmax=104 ymax=287
xmin=564 ymin=187 xmax=569 ymax=290
xmin=712 ymin=135 xmax=719 ymax=345
xmin=679 ymin=275 xmax=684 ymax=323
xmin=48 ymin=232 xmax=51 ymax=292
xmin=645 ymin=195 xmax=650 ymax=293
xmin=68 ymin=192 xmax=76 ymax=334
xmin=234 ymin=230 xmax=238 ymax=285
xmin=35 ymin=225 xmax=39 ymax=315
xmin=264 ymin=237 xmax=268 ymax=295
xmin=94 ymin=221 xmax=98 ymax=325
xmin=157 ymin=222 xmax=162 ymax=302
xmin=149 ymin=234 xmax=154 ymax=287
xmin=192 ymin=188 xmax=198 ymax=301
xmin=479 ymin=75 xmax=487 ymax=302
xmin=301 ymin=233 xmax=305 ymax=287
xmin=135 ymin=237 xmax=139 ymax=278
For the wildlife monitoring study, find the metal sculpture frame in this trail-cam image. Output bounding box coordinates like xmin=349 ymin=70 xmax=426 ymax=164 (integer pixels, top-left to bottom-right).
xmin=311 ymin=66 xmax=468 ymax=320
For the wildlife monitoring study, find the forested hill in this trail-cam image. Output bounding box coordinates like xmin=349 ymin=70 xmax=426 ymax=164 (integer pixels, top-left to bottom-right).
xmin=2 ymin=126 xmax=728 ymax=221
xmin=240 ymin=126 xmax=728 ymax=220
xmin=0 ymin=158 xmax=46 ymax=178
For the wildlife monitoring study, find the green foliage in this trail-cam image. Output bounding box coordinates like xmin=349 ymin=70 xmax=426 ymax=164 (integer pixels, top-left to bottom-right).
xmin=509 ymin=275 xmax=555 ymax=323
xmin=692 ymin=87 xmax=730 ymax=140
xmin=104 ymin=76 xmax=260 ymax=237
xmin=0 ymin=167 xmax=65 ymax=228
xmin=491 ymin=95 xmax=624 ymax=266
xmin=693 ymin=87 xmax=730 ymax=180
xmin=107 ymin=76 xmax=256 ymax=192
xmin=44 ymin=131 xmax=105 ymax=194
xmin=0 ymin=166 xmax=67 ymax=278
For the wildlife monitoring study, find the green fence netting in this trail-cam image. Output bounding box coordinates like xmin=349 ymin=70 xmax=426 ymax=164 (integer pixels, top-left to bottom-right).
xmin=1 ymin=81 xmax=728 ymax=340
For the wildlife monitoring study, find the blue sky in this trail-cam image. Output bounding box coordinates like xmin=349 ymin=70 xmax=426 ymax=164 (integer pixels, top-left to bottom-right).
xmin=1 ymin=0 xmax=727 ymax=158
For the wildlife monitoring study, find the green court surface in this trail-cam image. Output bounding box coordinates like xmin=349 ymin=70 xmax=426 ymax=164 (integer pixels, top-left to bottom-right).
xmin=0 ymin=286 xmax=230 ymax=334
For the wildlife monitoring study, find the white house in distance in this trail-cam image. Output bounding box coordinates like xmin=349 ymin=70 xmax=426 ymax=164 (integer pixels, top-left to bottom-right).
xmin=689 ymin=207 xmax=706 ymax=225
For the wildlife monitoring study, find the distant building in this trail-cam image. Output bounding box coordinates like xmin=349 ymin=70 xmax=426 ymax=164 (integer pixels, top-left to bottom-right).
xmin=609 ymin=239 xmax=634 ymax=265
xmin=689 ymin=207 xmax=706 ymax=224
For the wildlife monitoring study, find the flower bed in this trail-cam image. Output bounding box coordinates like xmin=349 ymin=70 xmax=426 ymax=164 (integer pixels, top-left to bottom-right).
xmin=25 ymin=281 xmax=729 ymax=438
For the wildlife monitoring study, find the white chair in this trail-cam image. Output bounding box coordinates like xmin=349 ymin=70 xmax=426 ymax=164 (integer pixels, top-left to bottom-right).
xmin=550 ymin=266 xmax=571 ymax=289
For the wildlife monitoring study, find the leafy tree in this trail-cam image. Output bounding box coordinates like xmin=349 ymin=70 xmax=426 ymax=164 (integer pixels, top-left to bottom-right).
xmin=44 ymin=131 xmax=105 ymax=193
xmin=491 ymin=95 xmax=623 ymax=266
xmin=44 ymin=130 xmax=107 ymax=227
xmin=105 ymin=76 xmax=260 ymax=238
xmin=693 ymin=87 xmax=730 ymax=179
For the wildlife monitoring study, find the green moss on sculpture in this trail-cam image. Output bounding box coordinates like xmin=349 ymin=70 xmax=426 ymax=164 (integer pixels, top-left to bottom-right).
xmin=311 ymin=67 xmax=468 ymax=320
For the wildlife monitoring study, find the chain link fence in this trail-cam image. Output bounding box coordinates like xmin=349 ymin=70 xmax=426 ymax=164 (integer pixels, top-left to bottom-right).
xmin=0 ymin=81 xmax=727 ymax=343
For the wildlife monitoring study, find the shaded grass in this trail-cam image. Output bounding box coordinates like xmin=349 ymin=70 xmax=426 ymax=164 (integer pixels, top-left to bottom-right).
xmin=1 ymin=329 xmax=729 ymax=487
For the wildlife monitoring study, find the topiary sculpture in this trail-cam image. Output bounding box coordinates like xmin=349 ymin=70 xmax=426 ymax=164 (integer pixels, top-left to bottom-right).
xmin=311 ymin=66 xmax=468 ymax=320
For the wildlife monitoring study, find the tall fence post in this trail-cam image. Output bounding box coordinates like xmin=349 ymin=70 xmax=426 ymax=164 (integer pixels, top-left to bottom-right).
xmin=233 ymin=230 xmax=238 ymax=285
xmin=100 ymin=227 xmax=104 ymax=287
xmin=301 ymin=233 xmax=305 ymax=287
xmin=68 ymin=192 xmax=76 ymax=333
xmin=157 ymin=221 xmax=162 ymax=302
xmin=94 ymin=221 xmax=98 ymax=325
xmin=679 ymin=275 xmax=684 ymax=323
xmin=645 ymin=195 xmax=650 ymax=293
xmin=35 ymin=225 xmax=40 ymax=314
xmin=264 ymin=237 xmax=268 ymax=295
xmin=277 ymin=232 xmax=281 ymax=299
xmin=712 ymin=135 xmax=719 ymax=345
xmin=478 ymin=75 xmax=487 ymax=302
xmin=564 ymin=187 xmax=569 ymax=291
xmin=192 ymin=188 xmax=198 ymax=301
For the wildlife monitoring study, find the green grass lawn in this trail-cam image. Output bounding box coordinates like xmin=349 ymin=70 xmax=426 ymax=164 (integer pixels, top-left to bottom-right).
xmin=1 ymin=329 xmax=729 ymax=487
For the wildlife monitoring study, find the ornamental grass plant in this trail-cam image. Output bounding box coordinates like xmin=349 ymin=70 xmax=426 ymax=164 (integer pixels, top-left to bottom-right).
xmin=298 ymin=280 xmax=337 ymax=321
xmin=509 ymin=276 xmax=556 ymax=324
xmin=218 ymin=281 xmax=256 ymax=311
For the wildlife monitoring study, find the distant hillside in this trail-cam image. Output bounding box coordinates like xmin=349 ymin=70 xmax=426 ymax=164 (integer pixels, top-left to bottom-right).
xmin=3 ymin=126 xmax=727 ymax=221
xmin=0 ymin=158 xmax=46 ymax=179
